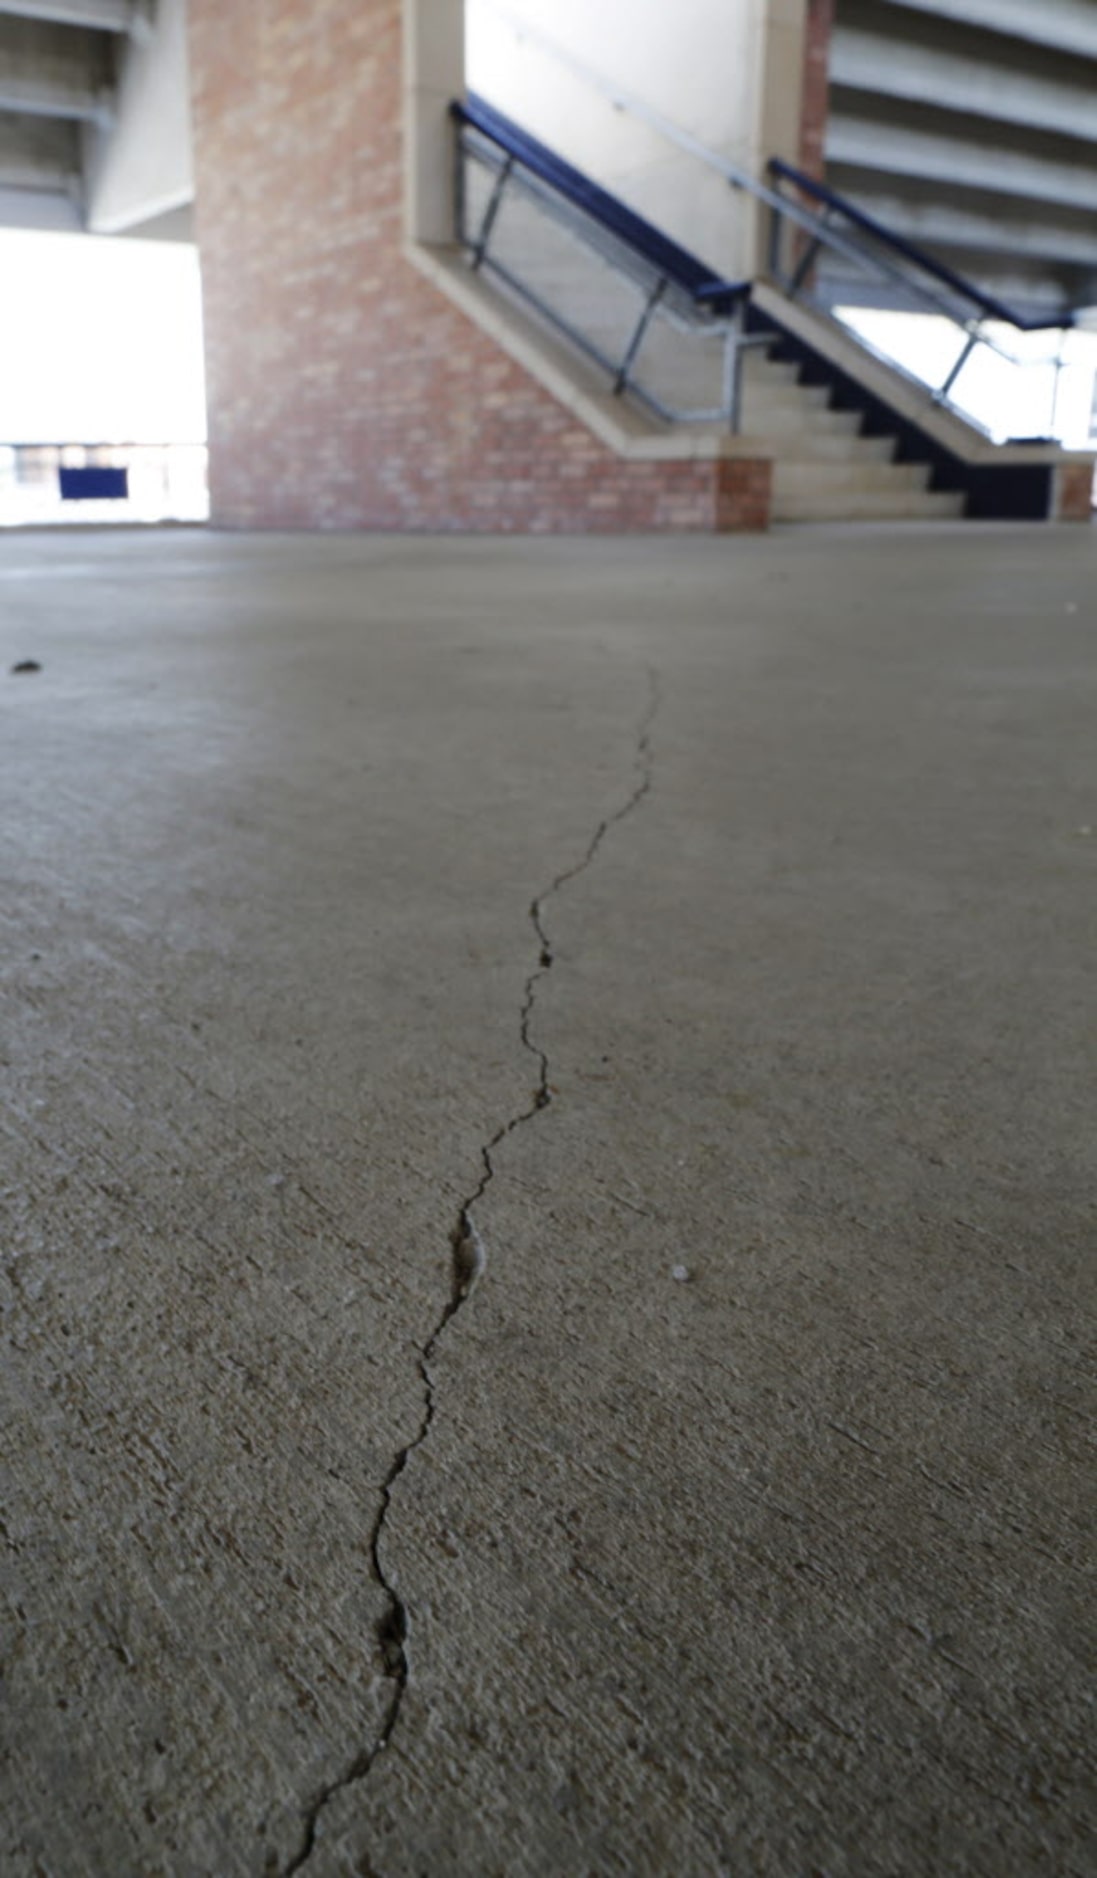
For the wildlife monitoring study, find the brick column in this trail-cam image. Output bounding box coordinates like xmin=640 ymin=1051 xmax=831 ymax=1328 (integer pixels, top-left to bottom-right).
xmin=1055 ymin=462 xmax=1096 ymax=522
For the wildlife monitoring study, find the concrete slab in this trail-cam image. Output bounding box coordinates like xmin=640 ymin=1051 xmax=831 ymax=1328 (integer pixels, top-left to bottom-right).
xmin=0 ymin=524 xmax=1094 ymax=1875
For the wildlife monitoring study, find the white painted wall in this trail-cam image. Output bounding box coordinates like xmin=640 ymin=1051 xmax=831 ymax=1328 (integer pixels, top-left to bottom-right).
xmin=465 ymin=0 xmax=807 ymax=276
xmin=84 ymin=0 xmax=193 ymax=236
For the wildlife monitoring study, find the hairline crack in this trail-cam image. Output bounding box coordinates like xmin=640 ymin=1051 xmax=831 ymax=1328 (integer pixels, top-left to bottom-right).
xmin=282 ymin=667 xmax=660 ymax=1875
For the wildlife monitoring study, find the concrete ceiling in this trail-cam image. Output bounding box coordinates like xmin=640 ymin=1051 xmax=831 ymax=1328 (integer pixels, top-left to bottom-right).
xmin=826 ymin=0 xmax=1097 ymax=318
xmin=0 ymin=0 xmax=193 ymax=237
xmin=0 ymin=0 xmax=1091 ymax=312
xmin=0 ymin=0 xmax=125 ymax=227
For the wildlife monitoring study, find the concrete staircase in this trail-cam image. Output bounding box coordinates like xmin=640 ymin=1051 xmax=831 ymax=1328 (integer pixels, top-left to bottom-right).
xmin=452 ymin=93 xmax=1095 ymax=527
xmin=469 ymin=162 xmax=964 ymax=522
xmin=737 ymin=353 xmax=965 ymax=521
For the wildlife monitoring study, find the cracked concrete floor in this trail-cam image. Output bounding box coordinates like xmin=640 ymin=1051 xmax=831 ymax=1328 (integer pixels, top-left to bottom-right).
xmin=1 ymin=524 xmax=1094 ymax=1876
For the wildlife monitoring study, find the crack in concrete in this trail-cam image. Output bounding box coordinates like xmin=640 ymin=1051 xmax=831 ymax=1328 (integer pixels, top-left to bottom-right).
xmin=281 ymin=669 xmax=659 ymax=1875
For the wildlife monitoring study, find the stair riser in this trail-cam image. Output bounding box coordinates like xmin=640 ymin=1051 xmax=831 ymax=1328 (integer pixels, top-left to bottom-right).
xmin=741 ymin=409 xmax=864 ymax=439
xmin=774 ymin=462 xmax=931 ymax=497
xmin=773 ymin=493 xmax=965 ymax=521
xmin=768 ymin=434 xmax=896 ymax=463
xmin=741 ymin=384 xmax=832 ymax=412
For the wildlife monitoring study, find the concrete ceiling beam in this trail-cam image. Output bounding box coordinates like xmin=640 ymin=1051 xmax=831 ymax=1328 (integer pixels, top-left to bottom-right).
xmin=827 ymin=113 xmax=1097 ymax=216
xmin=0 ymin=1 xmax=136 ymax=33
xmin=815 ymin=264 xmax=1079 ymax=324
xmin=0 ymin=16 xmax=114 ymax=123
xmin=832 ymin=23 xmax=1097 ymax=147
xmin=0 ymin=105 xmax=77 ymax=186
xmin=0 ymin=154 xmax=76 ymax=186
xmin=0 ymin=175 xmax=77 ymax=222
xmin=877 ymin=0 xmax=1097 ymax=64
xmin=837 ymin=186 xmax=1097 ymax=271
xmin=0 ymin=71 xmax=110 ymax=118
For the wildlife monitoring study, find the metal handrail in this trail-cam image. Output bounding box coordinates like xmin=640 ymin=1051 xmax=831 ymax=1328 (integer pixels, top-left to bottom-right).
xmin=453 ymin=98 xmax=763 ymax=428
xmin=764 ymin=163 xmax=1071 ymax=426
xmin=454 ymin=96 xmax=749 ymax=313
xmin=768 ymin=160 xmax=1066 ymax=335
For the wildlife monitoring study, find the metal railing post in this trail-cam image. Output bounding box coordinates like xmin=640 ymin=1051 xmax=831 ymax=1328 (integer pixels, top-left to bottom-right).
xmin=614 ymin=278 xmax=667 ymax=395
xmin=1049 ymin=329 xmax=1067 ymax=439
xmin=937 ymin=329 xmax=980 ymax=402
xmin=767 ymin=197 xmax=784 ymax=286
xmin=454 ymin=122 xmax=467 ymax=245
xmin=724 ymin=302 xmax=746 ymax=433
xmin=788 ymin=233 xmax=824 ymax=301
xmin=472 ymin=152 xmax=515 ymax=268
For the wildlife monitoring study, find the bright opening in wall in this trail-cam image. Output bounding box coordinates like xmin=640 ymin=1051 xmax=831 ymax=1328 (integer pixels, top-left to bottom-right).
xmin=0 ymin=228 xmax=208 ymax=528
xmin=835 ymin=307 xmax=1097 ymax=454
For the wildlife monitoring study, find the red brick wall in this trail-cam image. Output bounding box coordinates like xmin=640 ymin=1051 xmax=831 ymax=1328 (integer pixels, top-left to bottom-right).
xmin=800 ymin=0 xmax=836 ymax=180
xmin=1056 ymin=463 xmax=1096 ymax=522
xmin=185 ymin=0 xmax=771 ymax=534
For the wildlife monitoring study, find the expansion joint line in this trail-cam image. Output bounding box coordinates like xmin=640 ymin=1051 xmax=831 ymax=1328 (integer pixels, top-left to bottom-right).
xmin=282 ymin=668 xmax=660 ymax=1876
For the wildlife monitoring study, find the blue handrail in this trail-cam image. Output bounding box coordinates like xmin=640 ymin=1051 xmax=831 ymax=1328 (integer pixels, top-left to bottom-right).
xmin=768 ymin=159 xmax=1070 ymax=335
xmin=453 ymin=94 xmax=750 ymax=316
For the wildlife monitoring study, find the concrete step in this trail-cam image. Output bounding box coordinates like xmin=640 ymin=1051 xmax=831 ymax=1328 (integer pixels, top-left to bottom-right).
xmin=773 ymin=486 xmax=965 ymax=521
xmin=774 ymin=458 xmax=931 ymax=497
xmin=739 ymin=402 xmax=866 ymax=439
xmin=741 ymin=379 xmax=833 ymax=412
xmin=756 ymin=430 xmax=896 ymax=462
xmin=467 ymin=234 xmax=968 ymax=523
xmin=741 ymin=354 xmax=801 ymax=387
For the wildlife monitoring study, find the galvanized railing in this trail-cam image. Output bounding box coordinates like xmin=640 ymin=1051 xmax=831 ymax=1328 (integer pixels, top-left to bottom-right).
xmin=766 ymin=161 xmax=1073 ymax=439
xmin=452 ymin=96 xmax=763 ymax=429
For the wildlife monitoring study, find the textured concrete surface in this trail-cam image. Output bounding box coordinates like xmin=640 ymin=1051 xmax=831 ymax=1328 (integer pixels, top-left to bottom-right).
xmin=1 ymin=524 xmax=1094 ymax=1876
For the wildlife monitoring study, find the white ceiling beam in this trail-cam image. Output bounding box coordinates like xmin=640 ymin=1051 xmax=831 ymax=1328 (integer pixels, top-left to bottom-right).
xmin=0 ymin=15 xmax=116 ymax=121
xmin=827 ymin=114 xmax=1097 ymax=216
xmin=0 ymin=177 xmax=79 ymax=224
xmin=832 ymin=24 xmax=1097 ymax=146
xmin=839 ymin=189 xmax=1097 ymax=269
xmin=0 ymin=151 xmax=75 ymax=185
xmin=878 ymin=0 xmax=1097 ymax=64
xmin=0 ymin=1 xmax=137 ymax=33
xmin=0 ymin=109 xmax=76 ymax=184
xmin=0 ymin=69 xmax=110 ymax=121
